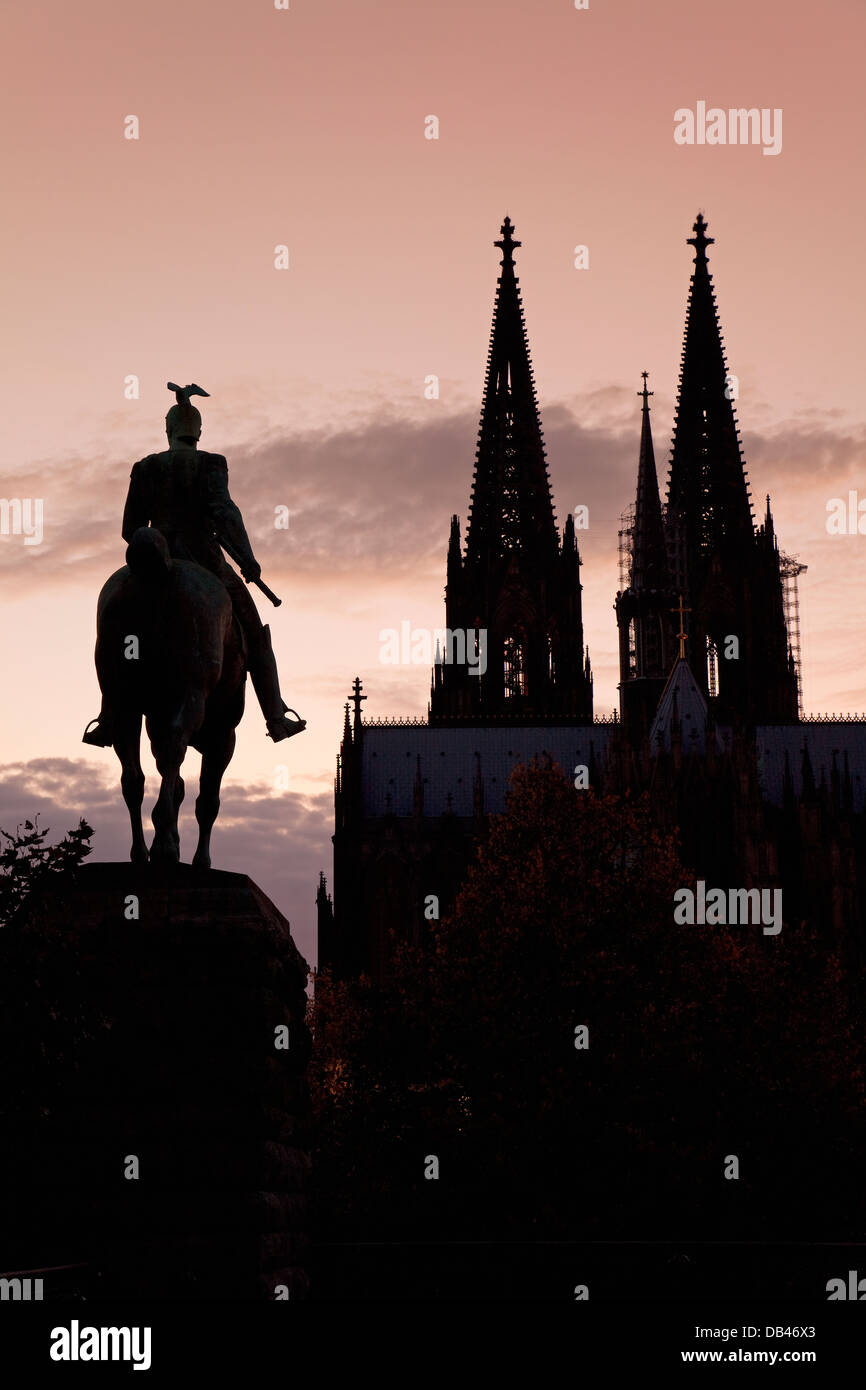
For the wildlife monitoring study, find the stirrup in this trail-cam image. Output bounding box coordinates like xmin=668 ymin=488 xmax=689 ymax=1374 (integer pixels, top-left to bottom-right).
xmin=266 ymin=708 xmax=307 ymax=742
xmin=82 ymin=716 xmax=113 ymax=747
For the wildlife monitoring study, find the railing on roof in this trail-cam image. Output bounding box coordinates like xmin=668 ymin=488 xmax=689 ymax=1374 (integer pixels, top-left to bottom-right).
xmin=363 ymin=713 xmax=621 ymax=728
xmin=361 ymin=711 xmax=866 ymax=730
xmin=799 ymin=713 xmax=866 ymax=724
xmin=363 ymin=716 xmax=429 ymax=727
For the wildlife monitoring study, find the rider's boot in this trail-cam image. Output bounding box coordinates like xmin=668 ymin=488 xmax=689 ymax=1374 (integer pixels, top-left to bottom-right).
xmin=247 ymin=624 xmax=306 ymax=743
xmin=82 ymin=707 xmax=115 ymax=747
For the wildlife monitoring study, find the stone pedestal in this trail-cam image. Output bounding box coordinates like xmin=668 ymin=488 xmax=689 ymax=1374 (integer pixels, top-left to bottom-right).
xmin=0 ymin=863 xmax=311 ymax=1300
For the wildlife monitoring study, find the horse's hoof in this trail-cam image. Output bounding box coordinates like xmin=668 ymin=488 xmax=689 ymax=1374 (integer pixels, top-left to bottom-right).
xmin=192 ymin=852 xmax=211 ymax=871
xmin=130 ymin=845 xmax=149 ymax=865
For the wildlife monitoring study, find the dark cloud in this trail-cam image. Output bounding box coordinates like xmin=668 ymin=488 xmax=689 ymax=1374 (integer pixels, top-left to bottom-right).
xmin=743 ymin=420 xmax=866 ymax=490
xmin=0 ymin=758 xmax=331 ymax=968
xmin=7 ymin=401 xmax=859 ymax=597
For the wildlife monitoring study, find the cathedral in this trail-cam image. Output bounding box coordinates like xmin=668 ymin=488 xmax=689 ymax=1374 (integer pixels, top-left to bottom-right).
xmin=317 ymin=214 xmax=866 ymax=983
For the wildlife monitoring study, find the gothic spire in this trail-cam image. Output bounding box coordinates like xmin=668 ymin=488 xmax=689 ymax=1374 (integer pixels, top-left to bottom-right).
xmin=666 ymin=213 xmax=754 ymax=555
xmin=631 ymin=372 xmax=669 ymax=592
xmin=465 ymin=216 xmax=558 ymax=565
xmin=430 ymin=215 xmax=592 ymax=725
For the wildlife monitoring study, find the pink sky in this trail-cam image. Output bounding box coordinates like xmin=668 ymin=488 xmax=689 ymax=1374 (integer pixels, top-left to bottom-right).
xmin=2 ymin=0 xmax=865 ymax=963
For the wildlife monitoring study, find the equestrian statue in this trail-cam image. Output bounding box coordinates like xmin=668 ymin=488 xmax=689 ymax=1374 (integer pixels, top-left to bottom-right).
xmin=82 ymin=383 xmax=306 ymax=866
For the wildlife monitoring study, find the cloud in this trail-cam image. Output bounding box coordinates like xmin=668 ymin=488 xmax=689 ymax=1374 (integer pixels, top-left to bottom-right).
xmin=743 ymin=419 xmax=866 ymax=490
xmin=0 ymin=758 xmax=331 ymax=968
xmin=4 ymin=399 xmax=863 ymax=599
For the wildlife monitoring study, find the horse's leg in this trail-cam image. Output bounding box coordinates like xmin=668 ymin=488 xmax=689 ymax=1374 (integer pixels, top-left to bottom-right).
xmin=150 ymin=687 xmax=207 ymax=861
xmin=113 ymin=712 xmax=148 ymax=864
xmin=150 ymin=740 xmax=183 ymax=864
xmin=192 ymin=724 xmax=236 ymax=870
xmin=172 ymin=772 xmax=185 ymax=855
xmin=148 ymin=696 xmax=197 ymax=862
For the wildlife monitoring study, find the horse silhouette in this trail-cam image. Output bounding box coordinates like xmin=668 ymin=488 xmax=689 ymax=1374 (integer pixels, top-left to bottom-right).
xmin=91 ymin=526 xmax=246 ymax=867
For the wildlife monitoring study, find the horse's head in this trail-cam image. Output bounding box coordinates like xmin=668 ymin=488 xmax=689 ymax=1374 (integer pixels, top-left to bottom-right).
xmin=125 ymin=526 xmax=173 ymax=583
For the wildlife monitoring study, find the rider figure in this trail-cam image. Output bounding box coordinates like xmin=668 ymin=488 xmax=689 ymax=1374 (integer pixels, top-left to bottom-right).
xmin=83 ymin=384 xmax=306 ymax=747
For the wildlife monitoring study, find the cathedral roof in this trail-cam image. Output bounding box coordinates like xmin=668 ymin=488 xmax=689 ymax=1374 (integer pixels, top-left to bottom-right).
xmin=755 ymin=723 xmax=866 ymax=812
xmin=360 ymin=724 xmax=613 ymax=818
xmin=649 ymin=656 xmax=709 ymax=752
xmin=355 ymin=718 xmax=866 ymax=818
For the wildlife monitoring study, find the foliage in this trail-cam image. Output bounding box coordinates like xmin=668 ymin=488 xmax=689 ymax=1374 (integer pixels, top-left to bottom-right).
xmin=0 ymin=815 xmax=93 ymax=928
xmin=310 ymin=760 xmax=865 ymax=1244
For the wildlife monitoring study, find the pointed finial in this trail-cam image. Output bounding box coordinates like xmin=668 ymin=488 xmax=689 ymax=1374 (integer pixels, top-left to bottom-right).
xmin=686 ymin=212 xmax=714 ymax=265
xmin=494 ymin=215 xmax=521 ymax=268
xmin=671 ymin=594 xmax=691 ymax=659
xmin=638 ymin=370 xmax=654 ymax=411
xmin=350 ymin=676 xmax=367 ymax=730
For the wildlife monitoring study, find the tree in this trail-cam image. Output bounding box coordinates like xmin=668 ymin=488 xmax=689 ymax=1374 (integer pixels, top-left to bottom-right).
xmin=310 ymin=759 xmax=865 ymax=1248
xmin=310 ymin=760 xmax=686 ymax=1239
xmin=0 ymin=815 xmax=93 ymax=928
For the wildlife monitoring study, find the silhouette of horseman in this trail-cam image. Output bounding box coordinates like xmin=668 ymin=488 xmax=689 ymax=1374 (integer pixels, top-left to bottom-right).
xmin=83 ymin=383 xmax=306 ymax=747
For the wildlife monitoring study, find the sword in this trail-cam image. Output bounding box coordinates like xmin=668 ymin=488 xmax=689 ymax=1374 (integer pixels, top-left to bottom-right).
xmin=219 ymin=536 xmax=282 ymax=607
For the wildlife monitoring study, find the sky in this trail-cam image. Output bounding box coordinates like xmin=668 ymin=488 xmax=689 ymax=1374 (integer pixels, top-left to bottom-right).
xmin=1 ymin=0 xmax=865 ymax=966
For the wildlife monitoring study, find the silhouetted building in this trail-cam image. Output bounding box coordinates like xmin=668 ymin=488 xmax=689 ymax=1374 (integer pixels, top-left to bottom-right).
xmin=430 ymin=216 xmax=592 ymax=725
xmin=318 ymin=215 xmax=866 ymax=984
xmin=617 ymin=214 xmax=798 ymax=736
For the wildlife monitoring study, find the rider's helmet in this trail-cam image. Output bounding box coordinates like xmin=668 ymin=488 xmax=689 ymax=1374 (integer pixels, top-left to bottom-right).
xmin=165 ymin=382 xmax=209 ymax=448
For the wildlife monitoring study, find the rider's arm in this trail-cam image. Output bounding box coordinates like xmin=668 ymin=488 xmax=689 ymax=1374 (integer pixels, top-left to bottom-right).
xmin=121 ymin=460 xmax=150 ymax=542
xmin=206 ymin=455 xmax=260 ymax=577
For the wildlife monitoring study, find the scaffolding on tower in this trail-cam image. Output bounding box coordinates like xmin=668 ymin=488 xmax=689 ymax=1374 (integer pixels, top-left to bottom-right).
xmin=618 ymin=503 xmax=635 ymax=593
xmin=780 ymin=552 xmax=807 ymax=718
xmin=618 ymin=503 xmax=636 ymax=678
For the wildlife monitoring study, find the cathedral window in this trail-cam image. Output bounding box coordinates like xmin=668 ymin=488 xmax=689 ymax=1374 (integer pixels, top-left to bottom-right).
xmin=627 ymin=619 xmax=637 ymax=679
xmin=707 ymin=637 xmax=718 ymax=698
xmin=503 ymin=634 xmax=527 ymax=699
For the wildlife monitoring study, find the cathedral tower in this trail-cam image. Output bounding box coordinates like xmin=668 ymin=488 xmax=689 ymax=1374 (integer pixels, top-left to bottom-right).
xmin=615 ymin=373 xmax=678 ymax=741
xmin=430 ymin=217 xmax=593 ymax=724
xmin=664 ymin=213 xmax=798 ymax=723
xmin=620 ymin=214 xmax=798 ymax=732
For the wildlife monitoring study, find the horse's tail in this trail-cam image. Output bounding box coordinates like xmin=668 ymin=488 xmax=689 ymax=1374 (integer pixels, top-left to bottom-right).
xmin=125 ymin=526 xmax=173 ymax=582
